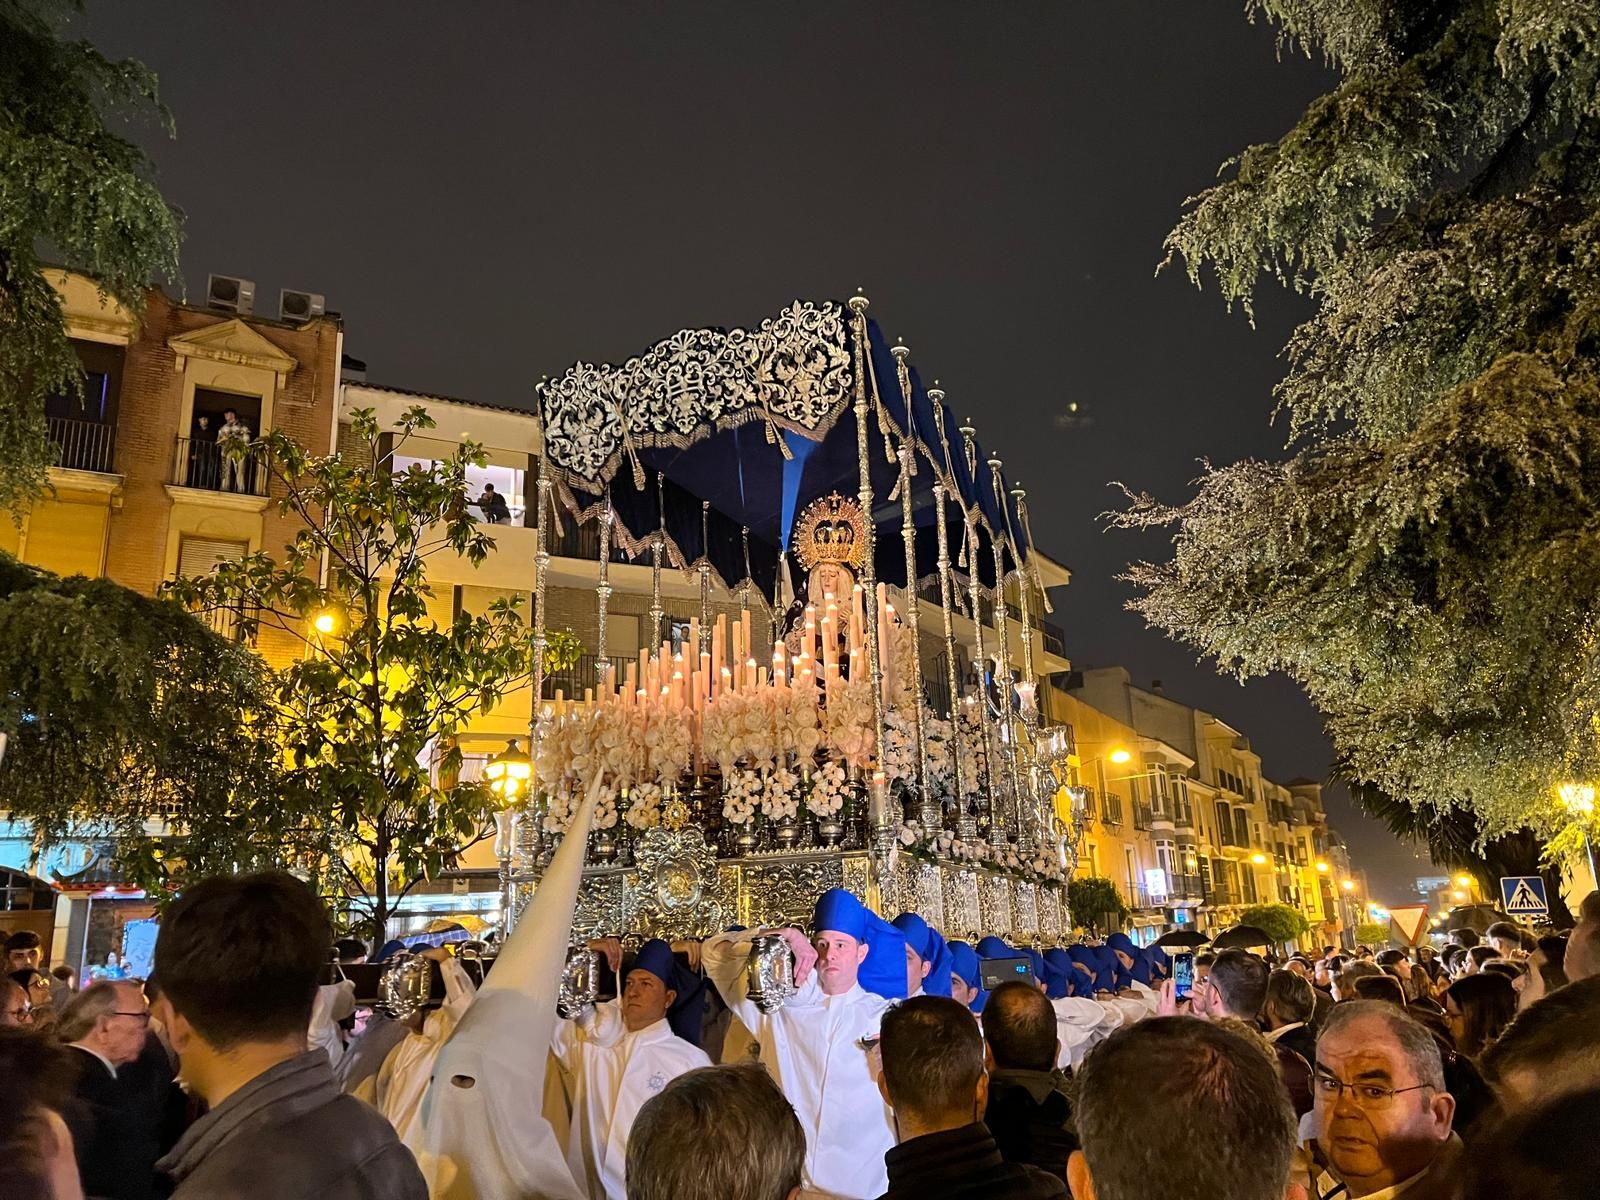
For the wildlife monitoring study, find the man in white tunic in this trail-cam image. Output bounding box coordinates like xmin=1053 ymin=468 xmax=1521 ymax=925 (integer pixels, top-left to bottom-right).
xmin=703 ymin=887 xmax=906 ymax=1200
xmin=552 ymin=938 xmax=711 ymax=1200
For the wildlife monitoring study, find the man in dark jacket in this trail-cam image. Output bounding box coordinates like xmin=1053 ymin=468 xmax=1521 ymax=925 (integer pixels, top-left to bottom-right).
xmin=981 ymin=981 xmax=1076 ymax=1182
xmin=58 ymin=979 xmax=158 ymax=1200
xmin=151 ymin=871 xmax=425 ymax=1200
xmin=876 ymin=994 xmax=1065 ymax=1199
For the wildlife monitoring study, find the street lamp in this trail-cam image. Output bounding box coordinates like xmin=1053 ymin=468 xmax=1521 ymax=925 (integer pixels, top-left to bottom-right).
xmin=484 ymin=739 xmax=532 ymax=804
xmin=1250 ymin=852 xmax=1267 ymax=865
xmin=1558 ymin=781 xmax=1600 ymax=888
xmin=486 ymin=739 xmax=533 ymax=937
xmin=1315 ymin=861 xmax=1329 ymax=873
xmin=1109 ymin=747 xmax=1132 ymax=765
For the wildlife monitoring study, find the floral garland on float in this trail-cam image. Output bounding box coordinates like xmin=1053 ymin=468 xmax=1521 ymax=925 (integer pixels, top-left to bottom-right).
xmin=894 ymin=819 xmax=1069 ymax=889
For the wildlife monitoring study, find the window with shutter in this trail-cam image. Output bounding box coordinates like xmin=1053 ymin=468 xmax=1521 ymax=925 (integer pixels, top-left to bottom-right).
xmin=176 ymin=537 xmax=248 ymax=640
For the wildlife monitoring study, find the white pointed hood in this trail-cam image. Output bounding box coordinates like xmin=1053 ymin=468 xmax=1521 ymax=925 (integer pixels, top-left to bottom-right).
xmin=409 ymin=781 xmax=598 ymax=1200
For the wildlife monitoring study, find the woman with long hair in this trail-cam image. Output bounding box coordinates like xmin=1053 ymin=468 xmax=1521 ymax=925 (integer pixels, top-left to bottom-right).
xmin=1444 ymin=972 xmax=1518 ymax=1059
xmin=0 ymin=1029 xmax=84 ymax=1200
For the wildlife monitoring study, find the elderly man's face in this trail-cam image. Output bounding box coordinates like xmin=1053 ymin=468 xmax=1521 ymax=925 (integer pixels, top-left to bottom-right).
xmin=1315 ymin=1015 xmax=1455 ymax=1195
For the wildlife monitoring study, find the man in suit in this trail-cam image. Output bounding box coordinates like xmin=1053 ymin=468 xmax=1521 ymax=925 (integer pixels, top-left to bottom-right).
xmin=57 ymin=979 xmax=160 ymax=1200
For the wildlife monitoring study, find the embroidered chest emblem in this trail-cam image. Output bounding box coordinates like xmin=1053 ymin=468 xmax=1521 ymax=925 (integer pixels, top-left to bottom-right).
xmin=647 ymin=1071 xmax=667 ymax=1093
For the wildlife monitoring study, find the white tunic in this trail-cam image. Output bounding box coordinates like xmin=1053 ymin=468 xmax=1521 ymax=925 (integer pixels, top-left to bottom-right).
xmin=551 ymin=1001 xmax=711 ymax=1200
xmin=704 ymin=931 xmax=894 ymax=1200
xmin=1048 ymin=996 xmax=1122 ymax=1070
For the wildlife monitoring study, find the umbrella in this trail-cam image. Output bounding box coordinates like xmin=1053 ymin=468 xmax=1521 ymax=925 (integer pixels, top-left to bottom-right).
xmin=1154 ymin=929 xmax=1210 ymax=950
xmin=1212 ymin=924 xmax=1271 ymax=950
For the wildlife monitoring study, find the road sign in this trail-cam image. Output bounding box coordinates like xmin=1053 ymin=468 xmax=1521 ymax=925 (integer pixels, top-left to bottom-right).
xmin=1500 ymin=876 xmax=1549 ymax=918
xmin=1388 ymin=904 xmax=1431 ymax=946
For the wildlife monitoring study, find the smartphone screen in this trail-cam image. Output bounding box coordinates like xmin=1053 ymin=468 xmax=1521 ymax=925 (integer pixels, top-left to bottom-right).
xmin=1172 ymin=952 xmax=1194 ymax=1001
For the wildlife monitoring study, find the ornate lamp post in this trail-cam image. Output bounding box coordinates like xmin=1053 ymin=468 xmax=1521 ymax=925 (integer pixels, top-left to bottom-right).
xmin=486 ymin=738 xmax=532 ymax=933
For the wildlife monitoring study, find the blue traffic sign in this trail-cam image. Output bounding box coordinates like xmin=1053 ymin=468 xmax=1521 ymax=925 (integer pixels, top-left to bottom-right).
xmin=1499 ymin=875 xmax=1549 ymax=917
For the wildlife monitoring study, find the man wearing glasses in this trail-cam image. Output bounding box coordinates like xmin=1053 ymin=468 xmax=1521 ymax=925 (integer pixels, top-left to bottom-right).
xmin=57 ymin=979 xmax=159 ymax=1200
xmin=1 ymin=975 xmax=31 ymax=1026
xmin=1310 ymin=1001 xmax=1459 ymax=1199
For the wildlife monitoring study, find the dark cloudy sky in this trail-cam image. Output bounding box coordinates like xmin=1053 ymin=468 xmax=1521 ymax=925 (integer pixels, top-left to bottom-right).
xmin=78 ymin=1 xmax=1437 ymax=899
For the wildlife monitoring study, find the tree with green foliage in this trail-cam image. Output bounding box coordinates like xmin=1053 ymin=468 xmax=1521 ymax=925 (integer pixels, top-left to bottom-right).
xmin=1069 ymin=874 xmax=1130 ymax=935
xmin=1354 ymin=922 xmax=1392 ymax=948
xmin=0 ymin=553 xmax=280 ymax=880
xmin=165 ymin=407 xmax=532 ymax=941
xmin=1 ymin=0 xmax=181 ymax=511
xmin=1240 ymin=902 xmax=1311 ymax=951
xmin=1116 ymin=3 xmax=1600 ymax=849
xmin=1350 ymin=775 xmax=1575 ymax=926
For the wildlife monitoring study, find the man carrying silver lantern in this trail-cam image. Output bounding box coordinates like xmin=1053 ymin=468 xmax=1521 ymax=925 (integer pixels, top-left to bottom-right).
xmin=702 ymin=887 xmax=907 ymax=1200
xmin=550 ymin=937 xmax=712 ymax=1200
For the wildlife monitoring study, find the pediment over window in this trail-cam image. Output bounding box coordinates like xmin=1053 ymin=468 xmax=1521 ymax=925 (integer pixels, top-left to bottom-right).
xmin=168 ymin=319 xmax=298 ymax=386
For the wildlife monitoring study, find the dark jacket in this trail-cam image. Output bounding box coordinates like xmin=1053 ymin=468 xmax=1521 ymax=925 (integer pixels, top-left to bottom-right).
xmin=155 ymin=1050 xmax=426 ymax=1200
xmin=64 ymin=1046 xmax=158 ymax=1200
xmin=879 ymin=1122 xmax=1067 ymax=1200
xmin=983 ymin=1068 xmax=1078 ymax=1182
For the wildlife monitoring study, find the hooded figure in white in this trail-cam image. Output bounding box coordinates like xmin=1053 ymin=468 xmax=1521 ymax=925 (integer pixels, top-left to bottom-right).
xmin=357 ymin=956 xmax=478 ymax=1144
xmin=407 ymin=777 xmax=603 ymax=1200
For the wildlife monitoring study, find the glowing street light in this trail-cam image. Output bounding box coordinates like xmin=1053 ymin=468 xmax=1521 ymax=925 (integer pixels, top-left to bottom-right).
xmin=1453 ymin=874 xmax=1472 ymax=888
xmin=1109 ymin=748 xmax=1132 ymax=765
xmin=1558 ymin=781 xmax=1600 ymax=885
xmin=484 ymin=739 xmax=532 ymax=806
xmin=1341 ymin=879 xmax=1355 ymax=892
xmin=313 ymin=610 xmax=338 ymax=636
xmin=1250 ymin=852 xmax=1267 ymax=865
xmin=1315 ymin=861 xmax=1329 ymax=873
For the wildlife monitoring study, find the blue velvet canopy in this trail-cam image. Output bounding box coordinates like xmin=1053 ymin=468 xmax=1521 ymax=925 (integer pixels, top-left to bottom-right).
xmin=535 ymin=298 xmax=1038 ymax=607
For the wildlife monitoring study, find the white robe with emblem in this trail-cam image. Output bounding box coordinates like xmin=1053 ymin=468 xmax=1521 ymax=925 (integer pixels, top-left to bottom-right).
xmin=704 ymin=931 xmax=894 ymax=1200
xmin=550 ymin=1000 xmax=711 ymax=1200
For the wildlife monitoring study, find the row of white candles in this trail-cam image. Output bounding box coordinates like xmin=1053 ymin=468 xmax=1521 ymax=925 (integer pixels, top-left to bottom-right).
xmin=545 ymin=582 xmax=901 ymax=806
xmin=554 ymin=582 xmax=899 ymax=713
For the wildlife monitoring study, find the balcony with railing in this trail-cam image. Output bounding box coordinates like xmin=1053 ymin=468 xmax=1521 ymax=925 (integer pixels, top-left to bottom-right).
xmin=1170 ymin=873 xmax=1204 ymax=901
xmin=48 ymin=416 xmax=116 ymax=474
xmin=174 ymin=438 xmax=269 ymax=497
xmin=1100 ymin=792 xmax=1124 ymax=827
xmin=540 ymin=652 xmax=639 ymax=699
xmin=1128 ymin=883 xmax=1164 ymax=910
xmin=1132 ymin=800 xmax=1154 ymax=831
xmin=1205 ymin=881 xmax=1240 ymax=906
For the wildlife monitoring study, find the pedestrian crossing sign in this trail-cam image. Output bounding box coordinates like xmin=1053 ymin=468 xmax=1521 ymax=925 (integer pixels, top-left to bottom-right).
xmin=1499 ymin=876 xmax=1549 ymax=918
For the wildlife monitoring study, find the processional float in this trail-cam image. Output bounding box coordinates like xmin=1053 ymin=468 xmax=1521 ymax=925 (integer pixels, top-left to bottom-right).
xmin=497 ymin=293 xmax=1086 ymax=945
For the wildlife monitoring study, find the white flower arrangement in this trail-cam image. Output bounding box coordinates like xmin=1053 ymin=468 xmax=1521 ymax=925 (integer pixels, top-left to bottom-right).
xmin=808 ymin=759 xmax=850 ymax=817
xmin=592 ymin=783 xmax=620 ymax=830
xmin=722 ymin=766 xmax=763 ymax=825
xmin=543 ymin=784 xmax=579 ymax=834
xmin=624 ymin=781 xmax=664 ymax=830
xmin=824 ymin=677 xmax=877 ymax=768
xmin=761 ymin=766 xmax=802 ymax=822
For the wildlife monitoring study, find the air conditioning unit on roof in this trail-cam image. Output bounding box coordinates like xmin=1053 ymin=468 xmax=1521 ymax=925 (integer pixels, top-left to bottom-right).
xmin=206 ymin=274 xmax=255 ymax=315
xmin=280 ymin=288 xmax=325 ymax=323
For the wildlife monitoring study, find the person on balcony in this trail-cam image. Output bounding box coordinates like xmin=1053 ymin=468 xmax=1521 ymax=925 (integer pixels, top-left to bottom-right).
xmin=217 ymin=409 xmax=253 ymax=492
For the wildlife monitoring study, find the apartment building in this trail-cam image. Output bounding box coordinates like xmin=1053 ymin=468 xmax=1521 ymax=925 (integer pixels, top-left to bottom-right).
xmin=1069 ymin=667 xmax=1349 ymax=949
xmin=0 ymin=270 xmax=342 ymax=966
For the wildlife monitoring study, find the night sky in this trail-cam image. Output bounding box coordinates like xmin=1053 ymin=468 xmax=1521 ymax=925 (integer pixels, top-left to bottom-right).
xmin=77 ymin=1 xmax=1436 ymax=899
